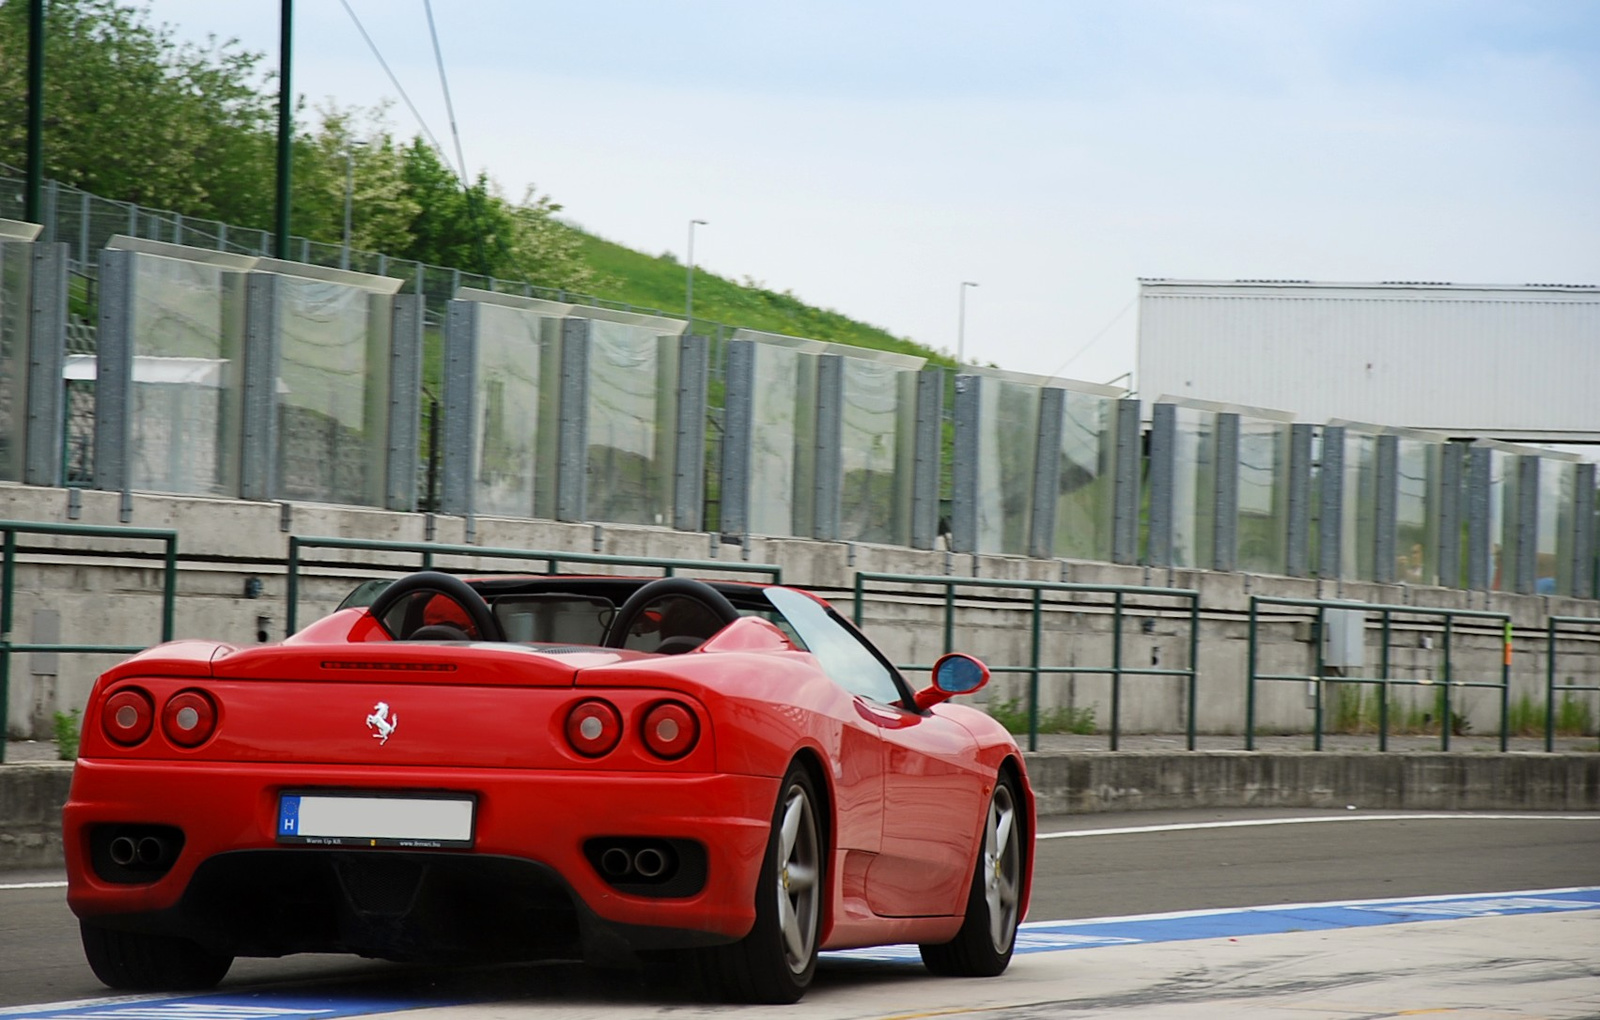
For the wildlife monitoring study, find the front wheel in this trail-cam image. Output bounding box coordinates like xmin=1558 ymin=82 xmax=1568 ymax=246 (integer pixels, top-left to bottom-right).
xmin=694 ymin=763 xmax=824 ymax=1003
xmin=80 ymin=922 xmax=233 ymax=990
xmin=919 ymin=771 xmax=1025 ymax=977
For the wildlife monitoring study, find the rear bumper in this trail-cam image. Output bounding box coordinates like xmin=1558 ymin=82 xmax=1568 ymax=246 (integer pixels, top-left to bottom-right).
xmin=64 ymin=759 xmax=777 ymax=959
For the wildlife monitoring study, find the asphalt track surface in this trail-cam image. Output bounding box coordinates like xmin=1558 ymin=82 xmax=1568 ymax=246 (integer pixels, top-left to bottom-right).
xmin=3 ymin=808 xmax=1598 ymax=1018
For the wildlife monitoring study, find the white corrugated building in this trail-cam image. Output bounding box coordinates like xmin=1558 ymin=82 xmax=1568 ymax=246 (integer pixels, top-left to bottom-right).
xmin=1135 ymin=279 xmax=1600 ymax=443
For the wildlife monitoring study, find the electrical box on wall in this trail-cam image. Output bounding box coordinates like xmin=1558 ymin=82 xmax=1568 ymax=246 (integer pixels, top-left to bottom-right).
xmin=1323 ymin=609 xmax=1367 ymax=668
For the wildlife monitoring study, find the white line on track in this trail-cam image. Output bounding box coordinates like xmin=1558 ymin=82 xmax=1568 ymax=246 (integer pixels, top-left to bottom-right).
xmin=0 ymin=881 xmax=66 ymax=891
xmin=1039 ymin=812 xmax=1600 ymax=839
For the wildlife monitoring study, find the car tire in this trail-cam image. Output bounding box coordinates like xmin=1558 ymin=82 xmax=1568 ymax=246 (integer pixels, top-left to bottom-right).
xmin=694 ymin=762 xmax=823 ymax=1003
xmin=80 ymin=922 xmax=233 ymax=990
xmin=919 ymin=771 xmax=1024 ymax=977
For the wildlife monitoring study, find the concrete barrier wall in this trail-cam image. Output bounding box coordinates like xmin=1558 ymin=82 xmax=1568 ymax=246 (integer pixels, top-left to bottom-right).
xmin=4 ymin=481 xmax=1600 ymax=741
xmin=5 ymin=753 xmax=1597 ymax=871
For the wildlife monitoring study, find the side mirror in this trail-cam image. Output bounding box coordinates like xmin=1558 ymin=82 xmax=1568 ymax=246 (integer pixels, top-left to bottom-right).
xmin=913 ymin=652 xmax=991 ymax=711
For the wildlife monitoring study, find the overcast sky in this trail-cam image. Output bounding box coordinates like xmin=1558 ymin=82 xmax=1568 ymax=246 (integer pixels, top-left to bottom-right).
xmin=148 ymin=0 xmax=1600 ymax=392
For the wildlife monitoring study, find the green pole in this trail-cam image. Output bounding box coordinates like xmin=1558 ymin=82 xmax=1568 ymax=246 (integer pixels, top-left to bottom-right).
xmin=25 ymin=0 xmax=43 ymax=225
xmin=942 ymin=582 xmax=954 ymax=654
xmin=1500 ymin=618 xmax=1511 ymax=753
xmin=1379 ymin=609 xmax=1391 ymax=752
xmin=852 ymin=573 xmax=865 ymax=628
xmin=1245 ymin=597 xmax=1258 ymax=751
xmin=1313 ymin=607 xmax=1324 ymax=752
xmin=1186 ymin=594 xmax=1198 ymax=750
xmin=1441 ymin=616 xmax=1453 ymax=751
xmin=285 ymin=536 xmax=300 ymax=637
xmin=161 ymin=534 xmax=178 ymax=641
xmin=273 ymin=0 xmax=293 ymax=259
xmin=1109 ymin=591 xmax=1123 ymax=751
xmin=1027 ymin=588 xmax=1041 ymax=753
xmin=1545 ymin=620 xmax=1557 ymax=754
xmin=0 ymin=529 xmax=15 ymax=762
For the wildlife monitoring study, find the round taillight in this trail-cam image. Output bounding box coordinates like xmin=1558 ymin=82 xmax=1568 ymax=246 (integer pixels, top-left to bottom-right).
xmin=565 ymin=700 xmax=622 ymax=758
xmin=162 ymin=690 xmax=217 ymax=748
xmin=103 ymin=688 xmax=154 ymax=746
xmin=641 ymin=701 xmax=698 ymax=760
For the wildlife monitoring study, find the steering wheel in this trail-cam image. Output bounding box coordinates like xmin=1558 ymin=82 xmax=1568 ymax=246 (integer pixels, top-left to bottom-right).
xmin=365 ymin=570 xmax=505 ymax=642
xmin=602 ymin=577 xmax=741 ymax=649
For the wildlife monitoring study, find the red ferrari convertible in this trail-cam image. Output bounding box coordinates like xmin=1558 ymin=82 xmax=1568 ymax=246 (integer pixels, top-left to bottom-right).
xmin=63 ymin=572 xmax=1034 ymax=1003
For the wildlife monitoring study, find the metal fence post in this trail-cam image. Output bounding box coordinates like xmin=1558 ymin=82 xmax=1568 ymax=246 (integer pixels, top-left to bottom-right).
xmin=0 ymin=529 xmax=14 ymax=761
xmin=1374 ymin=434 xmax=1399 ymax=584
xmin=950 ymin=374 xmax=981 ymax=555
xmin=1466 ymin=445 xmax=1492 ymax=590
xmin=24 ymin=242 xmax=67 ymax=486
xmin=1514 ymin=456 xmax=1540 ymax=595
xmin=813 ymin=354 xmax=843 ymax=541
xmin=438 ymin=299 xmax=478 ymax=517
xmin=92 ymin=248 xmax=134 ymax=493
xmin=910 ymin=368 xmax=944 ymax=550
xmin=1318 ymin=426 xmax=1345 ymax=580
xmin=240 ymin=272 xmax=283 ymax=501
xmin=1112 ymin=397 xmax=1141 ymax=565
xmin=673 ymin=334 xmax=709 ymax=532
xmin=386 ymin=293 xmax=423 ymax=512
xmin=1213 ymin=412 xmax=1240 ymax=572
xmin=556 ymin=318 xmax=591 ymax=523
xmin=718 ymin=339 xmax=754 ymax=538
xmin=1286 ymin=423 xmax=1313 ymax=577
xmin=1146 ymin=403 xmax=1176 ymax=567
xmin=1573 ymin=463 xmax=1596 ymax=600
xmin=1029 ymin=387 xmax=1064 ymax=560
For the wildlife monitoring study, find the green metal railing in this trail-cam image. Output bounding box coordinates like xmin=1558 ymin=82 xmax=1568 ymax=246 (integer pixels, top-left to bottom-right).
xmin=1246 ymin=596 xmax=1513 ymax=752
xmin=1545 ymin=616 xmax=1600 ymax=753
xmin=1 ymin=521 xmax=178 ymax=763
xmin=285 ymin=536 xmax=782 ymax=636
xmin=851 ymin=572 xmax=1201 ymax=752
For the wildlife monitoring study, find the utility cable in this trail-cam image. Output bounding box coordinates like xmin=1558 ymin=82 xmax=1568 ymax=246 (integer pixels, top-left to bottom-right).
xmin=1046 ymin=295 xmax=1137 ymax=382
xmin=423 ymin=0 xmax=471 ymax=187
xmin=337 ymin=0 xmax=454 ymax=179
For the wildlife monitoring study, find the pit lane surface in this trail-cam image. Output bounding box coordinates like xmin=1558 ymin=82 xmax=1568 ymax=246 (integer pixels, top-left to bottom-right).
xmin=4 ymin=809 xmax=1598 ymax=1018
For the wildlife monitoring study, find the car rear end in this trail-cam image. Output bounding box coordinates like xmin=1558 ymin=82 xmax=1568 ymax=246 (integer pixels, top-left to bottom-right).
xmin=64 ymin=636 xmax=778 ymax=966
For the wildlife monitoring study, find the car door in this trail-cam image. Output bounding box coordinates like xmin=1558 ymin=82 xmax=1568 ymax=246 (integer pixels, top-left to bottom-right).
xmin=764 ymin=588 xmax=982 ymax=919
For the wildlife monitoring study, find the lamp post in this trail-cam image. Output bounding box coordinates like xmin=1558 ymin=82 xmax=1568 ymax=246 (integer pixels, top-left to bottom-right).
xmin=957 ymin=281 xmax=979 ymax=364
xmin=341 ymin=140 xmax=365 ymax=271
xmin=686 ymin=218 xmax=707 ymax=322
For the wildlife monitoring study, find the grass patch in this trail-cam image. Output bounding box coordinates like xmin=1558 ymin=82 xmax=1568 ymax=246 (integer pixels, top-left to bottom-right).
xmin=54 ymin=708 xmax=81 ymax=761
xmin=986 ymin=698 xmax=1096 ymax=736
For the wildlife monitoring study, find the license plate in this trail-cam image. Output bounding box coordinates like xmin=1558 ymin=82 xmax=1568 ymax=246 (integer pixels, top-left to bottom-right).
xmin=276 ymin=791 xmax=476 ymax=849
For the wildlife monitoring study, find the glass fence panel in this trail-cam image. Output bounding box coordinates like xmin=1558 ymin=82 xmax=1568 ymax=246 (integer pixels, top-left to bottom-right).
xmin=584 ymin=320 xmax=678 ymax=527
xmin=1490 ymin=450 xmax=1515 ymax=591
xmin=974 ymin=375 xmax=1040 ymax=555
xmin=839 ymin=358 xmax=917 ymax=546
xmin=1395 ymin=436 xmax=1442 ymax=585
xmin=472 ymin=302 xmax=553 ymax=518
xmin=1237 ymin=416 xmax=1290 ymax=575
xmin=1169 ymin=405 xmax=1216 ymax=569
xmin=748 ymin=344 xmax=818 ymax=537
xmin=0 ymin=244 xmax=31 ymax=481
xmin=127 ymin=253 xmax=246 ymax=497
xmin=275 ymin=277 xmax=392 ymax=506
xmin=1340 ymin=430 xmax=1380 ymax=581
xmin=1538 ymin=457 xmax=1577 ymax=596
xmin=1052 ymin=389 xmax=1118 ymax=561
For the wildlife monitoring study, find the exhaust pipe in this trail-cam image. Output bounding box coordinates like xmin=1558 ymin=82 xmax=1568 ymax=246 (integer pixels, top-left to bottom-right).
xmin=599 ymin=846 xmax=633 ymax=878
xmin=108 ymin=836 xmax=137 ymax=867
xmin=136 ymin=837 xmax=166 ymax=866
xmin=633 ymin=847 xmax=668 ymax=879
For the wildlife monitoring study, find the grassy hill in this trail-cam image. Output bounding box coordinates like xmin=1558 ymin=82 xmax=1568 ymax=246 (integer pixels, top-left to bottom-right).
xmin=569 ymin=228 xmax=952 ymax=367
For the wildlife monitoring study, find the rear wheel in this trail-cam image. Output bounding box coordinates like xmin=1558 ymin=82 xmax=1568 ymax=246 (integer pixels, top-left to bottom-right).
xmin=919 ymin=772 xmax=1024 ymax=977
xmin=695 ymin=763 xmax=823 ymax=1003
xmin=80 ymin=922 xmax=233 ymax=990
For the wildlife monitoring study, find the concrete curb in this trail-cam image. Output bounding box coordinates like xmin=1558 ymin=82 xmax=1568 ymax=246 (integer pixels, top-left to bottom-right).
xmin=4 ymin=753 xmax=1599 ymax=872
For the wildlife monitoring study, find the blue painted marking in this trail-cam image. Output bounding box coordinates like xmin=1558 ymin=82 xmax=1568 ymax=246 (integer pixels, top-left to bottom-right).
xmin=824 ymin=886 xmax=1600 ymax=964
xmin=277 ymin=796 xmax=300 ymax=837
xmin=0 ymin=991 xmax=440 ymax=1020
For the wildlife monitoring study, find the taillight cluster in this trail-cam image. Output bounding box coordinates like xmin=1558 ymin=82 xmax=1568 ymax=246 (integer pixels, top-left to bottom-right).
xmin=101 ymin=686 xmax=217 ymax=749
xmin=564 ymin=698 xmax=699 ymax=761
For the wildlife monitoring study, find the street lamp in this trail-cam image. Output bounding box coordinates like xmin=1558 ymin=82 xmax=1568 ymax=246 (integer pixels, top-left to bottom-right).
xmin=957 ymin=281 xmax=979 ymax=364
xmin=686 ymin=218 xmax=707 ymax=322
xmin=341 ymin=140 xmax=366 ymax=271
